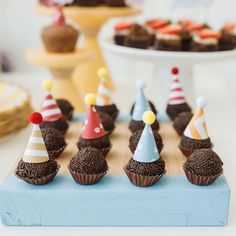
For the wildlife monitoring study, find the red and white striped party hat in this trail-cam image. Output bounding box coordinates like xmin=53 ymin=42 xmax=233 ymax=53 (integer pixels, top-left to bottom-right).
xmin=41 ymin=80 xmax=62 ymax=122
xmin=23 ymin=112 xmax=49 ymax=163
xmin=53 ymin=0 xmax=73 ymax=25
xmin=168 ymin=67 xmax=186 ymax=105
xmin=96 ymin=68 xmax=112 ymax=106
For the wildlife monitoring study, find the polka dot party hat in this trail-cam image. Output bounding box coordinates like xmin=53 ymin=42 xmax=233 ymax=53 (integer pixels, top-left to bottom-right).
xmin=133 ymin=111 xmax=160 ymax=163
xmin=81 ymin=93 xmax=106 ymax=139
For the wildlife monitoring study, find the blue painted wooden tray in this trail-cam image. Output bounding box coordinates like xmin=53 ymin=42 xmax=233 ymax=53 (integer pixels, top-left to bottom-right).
xmin=0 ymin=114 xmax=230 ymax=227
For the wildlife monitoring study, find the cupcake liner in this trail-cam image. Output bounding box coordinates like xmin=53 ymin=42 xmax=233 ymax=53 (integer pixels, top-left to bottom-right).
xmin=124 ymin=168 xmax=165 ymax=187
xmin=48 ymin=144 xmax=67 ymax=160
xmin=15 ymin=164 xmax=60 ymax=185
xmin=179 ymin=145 xmax=195 ymax=158
xmin=183 ymin=167 xmax=222 ymax=186
xmin=68 ymin=168 xmax=107 ymax=185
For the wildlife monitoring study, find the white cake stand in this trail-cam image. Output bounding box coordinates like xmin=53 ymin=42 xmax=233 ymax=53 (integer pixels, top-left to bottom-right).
xmin=99 ymin=18 xmax=236 ymax=113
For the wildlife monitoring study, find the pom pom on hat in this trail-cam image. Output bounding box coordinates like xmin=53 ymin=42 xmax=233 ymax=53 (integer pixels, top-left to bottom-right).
xmin=197 ymin=96 xmax=207 ymax=108
xmin=42 ymin=80 xmax=53 ymax=91
xmin=97 ymin=67 xmax=109 ymax=79
xmin=143 ymin=111 xmax=156 ymax=125
xmin=171 ymin=67 xmax=179 ymax=75
xmin=136 ymin=80 xmax=145 ymax=89
xmin=85 ymin=93 xmax=96 ymax=106
xmin=29 ymin=112 xmax=43 ymax=125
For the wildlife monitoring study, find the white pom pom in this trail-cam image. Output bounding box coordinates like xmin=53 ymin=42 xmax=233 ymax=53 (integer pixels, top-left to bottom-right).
xmin=136 ymin=80 xmax=145 ymax=89
xmin=197 ymin=96 xmax=207 ymax=108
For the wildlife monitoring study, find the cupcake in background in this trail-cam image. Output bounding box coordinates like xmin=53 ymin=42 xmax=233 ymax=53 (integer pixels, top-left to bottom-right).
xmin=219 ymin=23 xmax=236 ymax=51
xmin=15 ymin=112 xmax=60 ymax=185
xmin=41 ymin=0 xmax=79 ymax=53
xmin=129 ymin=80 xmax=159 ymax=133
xmin=166 ymin=67 xmax=192 ymax=120
xmin=77 ymin=93 xmax=111 ymax=157
xmin=40 ymin=80 xmax=69 ymax=135
xmin=104 ymin=0 xmax=126 ymax=7
xmin=56 ymin=98 xmax=74 ymax=121
xmin=125 ymin=111 xmax=166 ymax=187
xmin=95 ymin=68 xmax=119 ymax=121
xmin=173 ymin=111 xmax=193 ymax=136
xmin=114 ymin=22 xmax=134 ymax=46
xmin=179 ymin=97 xmax=212 ymax=157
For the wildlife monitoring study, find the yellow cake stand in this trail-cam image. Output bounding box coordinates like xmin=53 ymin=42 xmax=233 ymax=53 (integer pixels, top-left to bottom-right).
xmin=26 ymin=48 xmax=94 ymax=112
xmin=35 ymin=5 xmax=142 ymax=93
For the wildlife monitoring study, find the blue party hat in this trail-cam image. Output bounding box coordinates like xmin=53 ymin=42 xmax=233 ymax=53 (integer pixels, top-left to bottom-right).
xmin=133 ymin=111 xmax=160 ymax=163
xmin=132 ymin=80 xmax=150 ymax=121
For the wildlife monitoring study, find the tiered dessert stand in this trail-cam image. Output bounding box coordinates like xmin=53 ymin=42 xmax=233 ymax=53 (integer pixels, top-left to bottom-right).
xmin=99 ymin=18 xmax=236 ymax=112
xmin=35 ymin=5 xmax=142 ymax=93
xmin=26 ymin=48 xmax=94 ymax=112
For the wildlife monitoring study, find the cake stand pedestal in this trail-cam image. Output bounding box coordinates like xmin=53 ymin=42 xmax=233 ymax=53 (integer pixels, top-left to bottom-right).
xmin=99 ymin=18 xmax=236 ymax=113
xmin=26 ymin=48 xmax=94 ymax=112
xmin=35 ymin=5 xmax=142 ymax=93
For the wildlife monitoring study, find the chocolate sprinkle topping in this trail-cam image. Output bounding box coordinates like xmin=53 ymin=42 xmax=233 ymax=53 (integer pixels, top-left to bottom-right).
xmin=15 ymin=160 xmax=59 ymax=179
xmin=180 ymin=135 xmax=212 ymax=150
xmin=40 ymin=118 xmax=69 ymax=135
xmin=129 ymin=119 xmax=160 ymax=133
xmin=95 ymin=104 xmax=119 ymax=121
xmin=56 ymin=99 xmax=74 ymax=120
xmin=97 ymin=111 xmax=115 ymax=132
xmin=129 ymin=129 xmax=163 ymax=154
xmin=125 ymin=158 xmax=165 ymax=176
xmin=41 ymin=127 xmax=66 ymax=151
xmin=173 ymin=111 xmax=193 ymax=136
xmin=69 ymin=148 xmax=108 ymax=174
xmin=166 ymin=103 xmax=192 ymax=120
xmin=77 ymin=133 xmax=111 ymax=149
xmin=184 ymin=149 xmax=223 ymax=176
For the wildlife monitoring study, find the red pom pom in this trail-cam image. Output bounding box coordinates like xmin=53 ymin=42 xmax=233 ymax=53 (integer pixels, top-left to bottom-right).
xmin=29 ymin=112 xmax=43 ymax=125
xmin=172 ymin=67 xmax=179 ymax=75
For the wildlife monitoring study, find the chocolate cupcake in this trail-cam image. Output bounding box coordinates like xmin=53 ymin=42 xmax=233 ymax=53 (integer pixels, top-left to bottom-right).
xmin=173 ymin=111 xmax=193 ymax=136
xmin=68 ymin=147 xmax=108 ymax=185
xmin=77 ymin=93 xmax=112 ymax=157
xmin=219 ymin=23 xmax=236 ymax=51
xmin=40 ymin=80 xmax=69 ymax=135
xmin=183 ymin=149 xmax=223 ymax=186
xmin=125 ymin=24 xmax=151 ymax=49
xmin=95 ymin=68 xmax=119 ymax=121
xmin=72 ymin=0 xmax=100 ymax=6
xmin=41 ymin=127 xmax=67 ymax=160
xmin=179 ymin=97 xmax=212 ymax=157
xmin=125 ymin=111 xmax=166 ymax=187
xmin=166 ymin=67 xmax=192 ymax=121
xmin=104 ymin=0 xmax=126 ymax=7
xmin=97 ymin=111 xmax=115 ymax=134
xmin=15 ymin=112 xmax=60 ymax=185
xmin=130 ymin=100 xmax=157 ymax=116
xmin=41 ymin=5 xmax=79 ymax=53
xmin=114 ymin=22 xmax=134 ymax=46
xmin=56 ymin=98 xmax=74 ymax=121
xmin=129 ymin=129 xmax=163 ymax=154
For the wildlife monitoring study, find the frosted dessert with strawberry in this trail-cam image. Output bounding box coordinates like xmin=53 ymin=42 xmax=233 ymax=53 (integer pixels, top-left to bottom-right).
xmin=114 ymin=22 xmax=134 ymax=46
xmin=219 ymin=23 xmax=236 ymax=51
xmin=191 ymin=29 xmax=221 ymax=52
xmin=155 ymin=25 xmax=183 ymax=51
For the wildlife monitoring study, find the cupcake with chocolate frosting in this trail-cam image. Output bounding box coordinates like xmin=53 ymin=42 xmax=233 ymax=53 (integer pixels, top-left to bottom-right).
xmin=15 ymin=112 xmax=59 ymax=185
xmin=125 ymin=111 xmax=166 ymax=187
xmin=183 ymin=149 xmax=223 ymax=186
xmin=166 ymin=67 xmax=192 ymax=120
xmin=56 ymin=98 xmax=74 ymax=121
xmin=77 ymin=93 xmax=111 ymax=157
xmin=95 ymin=68 xmax=119 ymax=121
xmin=173 ymin=111 xmax=193 ymax=136
xmin=179 ymin=97 xmax=212 ymax=157
xmin=68 ymin=147 xmax=108 ymax=185
xmin=40 ymin=80 xmax=69 ymax=135
xmin=97 ymin=110 xmax=115 ymax=134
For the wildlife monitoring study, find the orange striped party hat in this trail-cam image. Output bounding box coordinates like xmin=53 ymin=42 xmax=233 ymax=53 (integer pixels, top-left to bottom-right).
xmin=96 ymin=68 xmax=112 ymax=106
xmin=23 ymin=112 xmax=49 ymax=163
xmin=41 ymin=80 xmax=62 ymax=122
xmin=184 ymin=97 xmax=208 ymax=140
xmin=168 ymin=67 xmax=186 ymax=105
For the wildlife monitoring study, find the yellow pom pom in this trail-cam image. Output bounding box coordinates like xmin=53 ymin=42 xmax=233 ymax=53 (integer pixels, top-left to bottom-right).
xmin=85 ymin=93 xmax=96 ymax=106
xmin=97 ymin=67 xmax=108 ymax=79
xmin=42 ymin=80 xmax=53 ymax=91
xmin=143 ymin=111 xmax=156 ymax=125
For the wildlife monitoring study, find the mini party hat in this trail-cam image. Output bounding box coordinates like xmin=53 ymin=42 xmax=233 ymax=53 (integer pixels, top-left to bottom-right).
xmin=168 ymin=67 xmax=186 ymax=105
xmin=96 ymin=68 xmax=112 ymax=106
xmin=53 ymin=1 xmax=73 ymax=25
xmin=132 ymin=80 xmax=151 ymax=121
xmin=23 ymin=112 xmax=49 ymax=163
xmin=133 ymin=111 xmax=160 ymax=163
xmin=81 ymin=93 xmax=106 ymax=139
xmin=184 ymin=97 xmax=208 ymax=140
xmin=41 ymin=80 xmax=63 ymax=122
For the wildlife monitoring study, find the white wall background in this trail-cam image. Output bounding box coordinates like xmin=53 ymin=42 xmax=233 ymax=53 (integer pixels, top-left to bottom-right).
xmin=1 ymin=0 xmax=236 ymax=73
